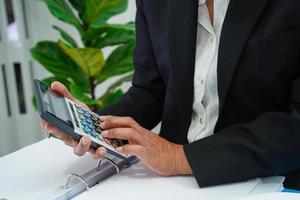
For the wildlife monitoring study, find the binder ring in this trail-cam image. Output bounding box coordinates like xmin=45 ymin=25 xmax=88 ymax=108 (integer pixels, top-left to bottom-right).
xmin=63 ymin=174 xmax=90 ymax=191
xmin=97 ymin=157 xmax=120 ymax=173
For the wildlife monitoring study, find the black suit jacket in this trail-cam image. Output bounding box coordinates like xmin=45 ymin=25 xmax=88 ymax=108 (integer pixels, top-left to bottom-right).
xmin=100 ymin=0 xmax=300 ymax=189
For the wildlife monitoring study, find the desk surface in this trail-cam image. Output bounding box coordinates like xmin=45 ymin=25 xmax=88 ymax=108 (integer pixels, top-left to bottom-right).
xmin=0 ymin=139 xmax=291 ymax=200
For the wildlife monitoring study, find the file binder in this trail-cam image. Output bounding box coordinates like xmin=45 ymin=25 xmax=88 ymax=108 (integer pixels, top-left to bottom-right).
xmin=0 ymin=139 xmax=286 ymax=200
xmin=39 ymin=155 xmax=139 ymax=200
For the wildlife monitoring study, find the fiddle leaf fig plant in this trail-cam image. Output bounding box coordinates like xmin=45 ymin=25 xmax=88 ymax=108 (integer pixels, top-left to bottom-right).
xmin=31 ymin=0 xmax=135 ymax=111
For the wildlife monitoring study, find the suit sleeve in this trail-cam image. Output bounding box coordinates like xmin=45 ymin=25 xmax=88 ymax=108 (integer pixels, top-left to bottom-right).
xmin=98 ymin=0 xmax=165 ymax=130
xmin=184 ymin=76 xmax=300 ymax=187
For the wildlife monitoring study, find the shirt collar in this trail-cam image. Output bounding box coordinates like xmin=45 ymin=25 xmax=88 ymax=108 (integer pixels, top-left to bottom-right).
xmin=199 ymin=0 xmax=206 ymax=6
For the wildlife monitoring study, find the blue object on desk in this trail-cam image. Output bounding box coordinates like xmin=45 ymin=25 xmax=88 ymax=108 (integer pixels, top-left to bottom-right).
xmin=282 ymin=188 xmax=300 ymax=194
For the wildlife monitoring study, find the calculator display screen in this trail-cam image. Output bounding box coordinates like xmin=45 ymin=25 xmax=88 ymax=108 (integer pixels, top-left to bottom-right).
xmin=41 ymin=89 xmax=71 ymax=124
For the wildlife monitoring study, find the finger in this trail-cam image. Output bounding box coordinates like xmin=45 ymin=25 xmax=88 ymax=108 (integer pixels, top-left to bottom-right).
xmin=51 ymin=81 xmax=74 ymax=100
xmin=40 ymin=119 xmax=51 ymax=132
xmin=44 ymin=123 xmax=75 ymax=147
xmin=102 ymin=128 xmax=142 ymax=143
xmin=92 ymin=147 xmax=107 ymax=160
xmin=51 ymin=82 xmax=90 ymax=110
xmin=99 ymin=115 xmax=113 ymax=121
xmin=116 ymin=144 xmax=144 ymax=158
xmin=74 ymin=136 xmax=91 ymax=156
xmin=100 ymin=116 xmax=138 ymax=130
xmin=104 ymin=137 xmax=112 ymax=145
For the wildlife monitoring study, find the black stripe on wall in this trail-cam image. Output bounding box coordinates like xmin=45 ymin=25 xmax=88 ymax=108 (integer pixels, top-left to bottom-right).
xmin=21 ymin=0 xmax=29 ymax=39
xmin=5 ymin=0 xmax=15 ymax=25
xmin=14 ymin=63 xmax=27 ymax=114
xmin=2 ymin=64 xmax=12 ymax=117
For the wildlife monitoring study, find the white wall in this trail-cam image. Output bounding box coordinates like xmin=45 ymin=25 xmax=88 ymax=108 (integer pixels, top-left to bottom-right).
xmin=0 ymin=0 xmax=137 ymax=157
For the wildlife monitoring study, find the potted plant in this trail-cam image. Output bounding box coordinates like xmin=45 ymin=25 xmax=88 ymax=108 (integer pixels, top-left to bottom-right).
xmin=31 ymin=0 xmax=135 ymax=111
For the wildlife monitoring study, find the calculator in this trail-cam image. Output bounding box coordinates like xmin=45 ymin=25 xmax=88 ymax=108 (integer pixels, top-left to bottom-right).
xmin=33 ymin=79 xmax=128 ymax=159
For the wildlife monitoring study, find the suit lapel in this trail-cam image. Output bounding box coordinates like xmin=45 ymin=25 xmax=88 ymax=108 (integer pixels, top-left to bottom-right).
xmin=218 ymin=0 xmax=269 ymax=113
xmin=168 ymin=0 xmax=198 ymax=134
xmin=168 ymin=0 xmax=269 ymax=134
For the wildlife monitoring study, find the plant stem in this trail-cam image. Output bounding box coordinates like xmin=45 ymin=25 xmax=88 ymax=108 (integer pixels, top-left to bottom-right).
xmin=89 ymin=77 xmax=96 ymax=100
xmin=89 ymin=77 xmax=99 ymax=111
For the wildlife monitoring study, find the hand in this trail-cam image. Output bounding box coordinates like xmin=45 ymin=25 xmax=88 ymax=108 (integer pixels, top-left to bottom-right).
xmin=100 ymin=116 xmax=193 ymax=176
xmin=40 ymin=81 xmax=107 ymax=159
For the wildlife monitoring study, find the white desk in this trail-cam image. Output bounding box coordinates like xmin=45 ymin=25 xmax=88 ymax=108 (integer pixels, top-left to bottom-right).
xmin=0 ymin=139 xmax=290 ymax=200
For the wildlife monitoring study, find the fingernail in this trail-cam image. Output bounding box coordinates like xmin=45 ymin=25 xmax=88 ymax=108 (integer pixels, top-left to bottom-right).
xmin=116 ymin=147 xmax=123 ymax=151
xmin=102 ymin=131 xmax=108 ymax=137
xmin=50 ymin=82 xmax=55 ymax=89
xmin=98 ymin=149 xmax=104 ymax=155
xmin=100 ymin=122 xmax=104 ymax=129
xmin=100 ymin=116 xmax=107 ymax=121
xmin=81 ymin=138 xmax=88 ymax=145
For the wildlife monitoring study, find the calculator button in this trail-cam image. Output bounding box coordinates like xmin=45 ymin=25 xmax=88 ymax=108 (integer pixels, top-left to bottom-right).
xmin=81 ymin=120 xmax=88 ymax=126
xmin=87 ymin=123 xmax=94 ymax=130
xmin=83 ymin=126 xmax=90 ymax=134
xmin=90 ymin=130 xmax=97 ymax=137
xmin=84 ymin=112 xmax=91 ymax=118
xmin=86 ymin=118 xmax=93 ymax=124
xmin=95 ymin=127 xmax=102 ymax=134
xmin=77 ymin=109 xmax=84 ymax=114
xmin=92 ymin=113 xmax=99 ymax=118
xmin=75 ymin=105 xmax=81 ymax=109
xmin=94 ymin=119 xmax=101 ymax=126
xmin=93 ymin=121 xmax=100 ymax=126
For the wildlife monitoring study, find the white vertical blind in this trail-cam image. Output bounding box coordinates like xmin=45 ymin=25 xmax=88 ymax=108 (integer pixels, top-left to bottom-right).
xmin=0 ymin=0 xmax=137 ymax=157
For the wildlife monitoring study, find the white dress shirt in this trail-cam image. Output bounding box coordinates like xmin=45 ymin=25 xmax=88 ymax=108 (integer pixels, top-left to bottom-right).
xmin=187 ymin=0 xmax=230 ymax=143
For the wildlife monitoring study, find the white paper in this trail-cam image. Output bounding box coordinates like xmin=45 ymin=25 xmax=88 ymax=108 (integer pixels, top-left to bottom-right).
xmin=249 ymin=176 xmax=285 ymax=195
xmin=237 ymin=192 xmax=300 ymax=200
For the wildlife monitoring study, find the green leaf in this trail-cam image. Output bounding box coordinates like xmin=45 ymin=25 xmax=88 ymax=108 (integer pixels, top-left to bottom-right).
xmin=97 ymin=73 xmax=132 ymax=107
xmin=82 ymin=22 xmax=135 ymax=45
xmin=30 ymin=41 xmax=88 ymax=87
xmin=32 ymin=96 xmax=37 ymax=110
xmin=97 ymin=41 xmax=135 ymax=83
xmin=83 ymin=0 xmax=128 ymax=29
xmin=68 ymin=0 xmax=85 ymax=19
xmin=42 ymin=0 xmax=83 ymax=33
xmin=92 ymin=23 xmax=135 ymax=48
xmin=53 ymin=25 xmax=78 ymax=47
xmin=98 ymin=89 xmax=124 ymax=107
xmin=70 ymin=83 xmax=96 ymax=106
xmin=59 ymin=41 xmax=105 ymax=77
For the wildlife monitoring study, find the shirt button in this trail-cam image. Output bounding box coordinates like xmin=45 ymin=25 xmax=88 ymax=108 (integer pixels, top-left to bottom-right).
xmin=200 ymin=80 xmax=204 ymax=84
xmin=200 ymin=117 xmax=204 ymax=124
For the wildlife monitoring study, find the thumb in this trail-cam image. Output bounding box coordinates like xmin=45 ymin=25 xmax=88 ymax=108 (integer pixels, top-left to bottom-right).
xmin=51 ymin=81 xmax=74 ymax=100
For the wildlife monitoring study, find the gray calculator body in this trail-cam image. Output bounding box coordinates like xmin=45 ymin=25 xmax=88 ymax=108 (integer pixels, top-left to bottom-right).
xmin=33 ymin=79 xmax=127 ymax=159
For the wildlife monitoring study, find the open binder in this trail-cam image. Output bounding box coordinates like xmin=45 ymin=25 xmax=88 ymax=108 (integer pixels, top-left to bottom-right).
xmin=39 ymin=155 xmax=139 ymax=200
xmin=0 ymin=139 xmax=286 ymax=200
